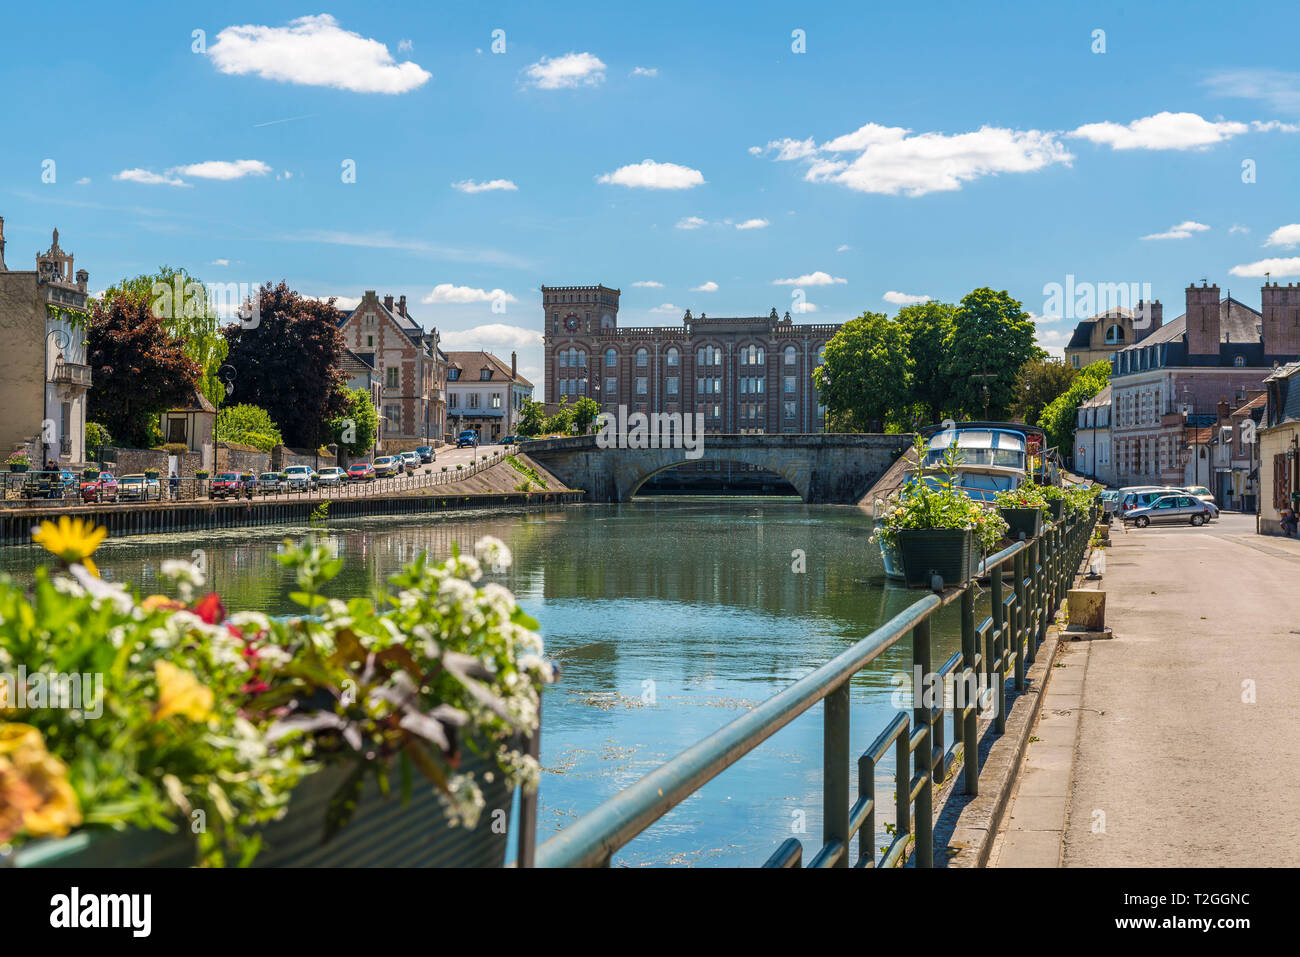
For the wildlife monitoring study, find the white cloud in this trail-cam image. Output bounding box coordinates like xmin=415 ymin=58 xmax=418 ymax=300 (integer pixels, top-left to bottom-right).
xmin=792 ymin=301 xmax=818 ymax=313
xmin=1140 ymin=220 xmax=1211 ymax=241
xmin=207 ymin=14 xmax=430 ymax=94
xmin=1265 ymin=224 xmax=1300 ymax=247
xmin=598 ymin=159 xmax=705 ymax=190
xmin=210 ymin=259 xmax=231 ymax=267
xmin=75 ymin=177 xmax=90 ymax=185
xmin=735 ymin=218 xmax=770 ymax=230
xmin=630 ymin=66 xmax=657 ymax=77
xmin=649 ymin=303 xmax=679 ymax=313
xmin=440 ymin=323 xmax=543 ymax=350
xmin=308 ymin=295 xmax=361 ymax=311
xmin=883 ymin=291 xmax=931 ymax=305
xmin=1069 ymin=111 xmax=1247 ymax=150
xmin=523 ymin=52 xmax=605 ymax=90
xmin=675 ymin=216 xmax=708 ymax=230
xmin=757 ymin=122 xmax=1072 ymax=196
xmin=422 ymin=284 xmax=519 ymax=304
xmin=773 ymin=271 xmax=846 ymax=286
xmin=113 ymin=168 xmax=188 ymax=187
xmin=836 ymin=244 xmax=851 ymax=252
xmin=693 ymin=281 xmax=719 ymax=292
xmin=1251 ymin=119 xmax=1300 ymax=132
xmin=1229 ymin=257 xmax=1300 ymax=278
xmin=1230 ymin=224 xmax=1251 ymax=234
xmin=172 ymin=159 xmax=271 ymax=180
xmin=631 ymin=280 xmax=663 ymax=287
xmin=1204 ymin=69 xmax=1300 ymax=114
xmin=451 ymin=178 xmax=518 ymax=193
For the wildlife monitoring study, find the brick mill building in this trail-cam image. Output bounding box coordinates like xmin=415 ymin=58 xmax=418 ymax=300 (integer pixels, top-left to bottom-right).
xmin=1109 ymin=282 xmax=1300 ymax=496
xmin=336 ymin=291 xmax=446 ymax=448
xmin=542 ymin=284 xmax=838 ymax=433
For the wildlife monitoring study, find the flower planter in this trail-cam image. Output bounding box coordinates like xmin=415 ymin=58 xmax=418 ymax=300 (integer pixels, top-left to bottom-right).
xmin=1047 ymin=499 xmax=1065 ymax=521
xmin=8 ymin=463 xmax=28 ymax=473
xmin=896 ymin=528 xmax=979 ymax=589
xmin=999 ymin=506 xmax=1043 ymax=540
xmin=8 ymin=750 xmax=513 ymax=868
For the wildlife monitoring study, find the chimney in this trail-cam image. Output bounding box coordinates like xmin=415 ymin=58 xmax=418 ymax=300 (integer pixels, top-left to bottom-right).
xmin=1217 ymin=396 xmax=1231 ymax=422
xmin=1135 ymin=299 xmax=1162 ymax=340
xmin=383 ymin=294 xmax=394 ymax=312
xmin=511 ymin=351 xmax=517 ymax=380
xmin=1186 ymin=282 xmax=1221 ymax=356
xmin=398 ymin=295 xmax=407 ymax=317
xmin=1261 ymin=282 xmax=1300 ymax=357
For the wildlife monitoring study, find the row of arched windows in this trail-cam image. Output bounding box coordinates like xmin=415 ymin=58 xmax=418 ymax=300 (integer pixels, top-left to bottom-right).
xmin=578 ymin=344 xmax=825 ymax=368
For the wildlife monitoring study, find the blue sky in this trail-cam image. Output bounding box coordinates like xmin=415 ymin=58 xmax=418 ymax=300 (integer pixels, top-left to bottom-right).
xmin=5 ymin=0 xmax=1300 ymax=397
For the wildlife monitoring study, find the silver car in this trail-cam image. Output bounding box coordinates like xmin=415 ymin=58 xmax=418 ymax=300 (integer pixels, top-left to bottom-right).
xmin=1123 ymin=493 xmax=1215 ymax=528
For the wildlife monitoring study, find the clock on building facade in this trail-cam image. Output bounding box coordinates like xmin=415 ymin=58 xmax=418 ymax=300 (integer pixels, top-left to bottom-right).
xmin=564 ymin=314 xmax=580 ymax=332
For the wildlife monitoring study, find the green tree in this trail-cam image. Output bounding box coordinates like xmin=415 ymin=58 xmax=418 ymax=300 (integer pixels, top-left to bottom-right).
xmin=543 ymin=397 xmax=575 ymax=435
xmin=1037 ymin=360 xmax=1110 ymax=462
xmin=812 ymin=311 xmax=912 ymax=431
xmin=222 ymin=282 xmax=349 ymax=447
xmin=946 ymin=288 xmax=1044 ymax=419
xmin=1010 ymin=358 xmax=1078 ymax=426
xmin=517 ymin=399 xmax=547 ymax=437
xmin=87 ymin=290 xmax=202 ymax=446
xmin=216 ymin=404 xmax=284 ymax=452
xmin=330 ymin=388 xmax=380 ymax=455
xmin=571 ymin=396 xmax=601 ymax=435
xmin=101 ymin=265 xmax=230 ymax=407
xmin=893 ymin=301 xmax=957 ymax=424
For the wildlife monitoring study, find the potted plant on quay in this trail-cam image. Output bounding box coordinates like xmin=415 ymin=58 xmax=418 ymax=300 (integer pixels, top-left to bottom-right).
xmin=6 ymin=452 xmax=30 ymax=474
xmin=0 ymin=519 xmax=554 ymax=868
xmin=872 ymin=440 xmax=1009 ymax=589
xmin=1041 ymin=483 xmax=1067 ymax=521
xmin=993 ymin=483 xmax=1047 ymax=540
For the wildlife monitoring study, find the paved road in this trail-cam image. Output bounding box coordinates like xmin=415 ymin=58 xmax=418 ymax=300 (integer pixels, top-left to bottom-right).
xmin=995 ymin=513 xmax=1300 ymax=866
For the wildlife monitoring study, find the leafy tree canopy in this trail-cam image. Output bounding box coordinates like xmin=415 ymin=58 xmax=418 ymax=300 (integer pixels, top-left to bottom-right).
xmin=87 ymin=290 xmax=201 ymax=447
xmin=1011 ymin=358 xmax=1078 ymax=427
xmin=222 ymin=282 xmax=349 ymax=448
xmin=329 ymin=388 xmax=379 ymax=456
xmin=216 ymin=404 xmax=284 ymax=453
xmin=570 ymin=396 xmax=601 ymax=435
xmin=947 ymin=288 xmax=1044 ymax=420
xmin=1036 ymin=360 xmax=1110 ymax=462
xmin=517 ymin=399 xmax=547 ymax=437
xmin=812 ymin=311 xmax=912 ymax=431
xmin=892 ymin=301 xmax=957 ymax=424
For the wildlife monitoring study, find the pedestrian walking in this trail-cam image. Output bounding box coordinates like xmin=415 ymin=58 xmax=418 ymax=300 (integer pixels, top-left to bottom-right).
xmin=169 ymin=469 xmax=180 ymax=501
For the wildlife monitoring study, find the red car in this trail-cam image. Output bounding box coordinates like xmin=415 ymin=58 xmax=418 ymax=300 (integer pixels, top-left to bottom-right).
xmin=209 ymin=472 xmax=252 ymax=499
xmin=346 ymin=461 xmax=375 ymax=482
xmin=80 ymin=472 xmax=118 ymax=503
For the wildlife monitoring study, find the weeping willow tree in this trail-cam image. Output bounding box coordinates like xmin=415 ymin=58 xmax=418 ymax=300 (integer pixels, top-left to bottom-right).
xmin=98 ymin=265 xmax=230 ymax=407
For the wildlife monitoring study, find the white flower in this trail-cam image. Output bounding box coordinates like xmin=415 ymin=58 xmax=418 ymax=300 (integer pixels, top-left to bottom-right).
xmin=439 ymin=773 xmax=486 ymax=829
xmin=474 ymin=536 xmax=513 ymax=573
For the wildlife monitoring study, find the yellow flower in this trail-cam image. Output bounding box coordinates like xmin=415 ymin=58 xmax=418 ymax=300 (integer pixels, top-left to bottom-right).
xmin=153 ymin=662 xmax=214 ymax=723
xmin=141 ymin=594 xmax=184 ymax=613
xmin=0 ymin=723 xmax=82 ymax=841
xmin=31 ymin=516 xmax=107 ymax=575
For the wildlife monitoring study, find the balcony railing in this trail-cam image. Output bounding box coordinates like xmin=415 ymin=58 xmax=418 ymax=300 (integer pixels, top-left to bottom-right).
xmin=51 ymin=362 xmax=92 ymax=388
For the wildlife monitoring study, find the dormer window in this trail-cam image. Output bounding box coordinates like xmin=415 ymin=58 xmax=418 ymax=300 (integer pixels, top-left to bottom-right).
xmin=448 ymin=369 xmax=460 ymax=381
xmin=480 ymin=368 xmax=492 ymax=380
xmin=1105 ymin=324 xmax=1125 ymax=345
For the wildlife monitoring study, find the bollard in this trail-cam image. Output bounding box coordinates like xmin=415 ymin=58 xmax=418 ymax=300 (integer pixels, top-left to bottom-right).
xmin=1062 ymin=588 xmax=1113 ymax=640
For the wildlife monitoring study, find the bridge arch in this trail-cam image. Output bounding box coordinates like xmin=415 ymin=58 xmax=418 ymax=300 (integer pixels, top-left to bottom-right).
xmin=625 ymin=451 xmax=811 ymax=501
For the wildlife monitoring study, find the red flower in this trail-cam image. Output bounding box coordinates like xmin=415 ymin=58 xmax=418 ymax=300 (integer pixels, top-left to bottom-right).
xmin=193 ymin=592 xmax=226 ymax=625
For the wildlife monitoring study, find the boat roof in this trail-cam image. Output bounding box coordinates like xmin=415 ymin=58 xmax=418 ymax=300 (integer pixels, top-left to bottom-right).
xmin=925 ymin=429 xmax=1026 ymax=452
xmin=919 ymin=421 xmax=1046 ymax=439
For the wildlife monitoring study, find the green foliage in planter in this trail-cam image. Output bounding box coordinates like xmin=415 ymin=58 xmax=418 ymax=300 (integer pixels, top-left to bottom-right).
xmin=6 ymin=452 xmax=31 ymax=467
xmin=1064 ymin=483 xmax=1100 ymax=520
xmin=992 ymin=483 xmax=1046 ymax=510
xmin=872 ymin=436 xmax=1007 ymax=554
xmin=195 ymin=470 xmax=210 ymax=479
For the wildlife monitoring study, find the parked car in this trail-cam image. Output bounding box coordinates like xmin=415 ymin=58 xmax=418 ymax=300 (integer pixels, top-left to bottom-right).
xmin=1181 ymin=485 xmax=1215 ymax=504
xmin=414 ymin=445 xmax=435 ymax=463
xmin=346 ymin=461 xmax=375 ymax=482
xmin=209 ymin=472 xmax=250 ymax=500
xmin=456 ymin=430 xmax=478 ymax=448
xmin=256 ymin=472 xmax=288 ymax=495
xmin=371 ymin=456 xmax=400 ymax=478
xmin=1098 ymin=489 xmax=1121 ymax=518
xmin=1117 ymin=486 xmax=1182 ymax=518
xmin=80 ymin=472 xmax=118 ymax=503
xmin=501 ymin=435 xmax=518 ymax=445
xmin=398 ymin=451 xmax=420 ymax=472
xmin=283 ymin=465 xmax=318 ymax=491
xmin=316 ymin=467 xmax=347 ymax=487
xmin=1123 ymin=493 xmax=1216 ymax=528
xmin=117 ymin=474 xmax=160 ymax=502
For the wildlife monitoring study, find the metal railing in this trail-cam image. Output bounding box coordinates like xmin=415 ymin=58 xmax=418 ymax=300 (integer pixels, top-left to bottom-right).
xmin=0 ymin=450 xmax=512 ymax=510
xmin=531 ymin=505 xmax=1098 ymax=868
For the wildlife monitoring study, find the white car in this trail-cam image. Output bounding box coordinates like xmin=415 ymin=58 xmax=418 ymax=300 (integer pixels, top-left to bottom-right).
xmin=283 ymin=465 xmax=318 ymax=490
xmin=371 ymin=456 xmax=400 ymax=478
xmin=316 ymin=467 xmax=346 ymax=487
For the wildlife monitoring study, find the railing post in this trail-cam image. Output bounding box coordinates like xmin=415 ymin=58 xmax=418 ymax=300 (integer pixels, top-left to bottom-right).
xmin=823 ymin=682 xmax=850 ymax=868
xmin=912 ymin=618 xmax=933 ymax=868
xmin=960 ymin=587 xmax=978 ymax=795
xmin=1013 ymin=546 xmax=1028 ymax=693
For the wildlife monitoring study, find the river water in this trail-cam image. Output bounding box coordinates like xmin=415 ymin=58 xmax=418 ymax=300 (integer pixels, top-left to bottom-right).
xmin=1 ymin=499 xmax=982 ymax=866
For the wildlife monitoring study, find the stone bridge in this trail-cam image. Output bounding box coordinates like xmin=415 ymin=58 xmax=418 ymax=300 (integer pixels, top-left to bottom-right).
xmin=521 ymin=433 xmax=912 ymax=504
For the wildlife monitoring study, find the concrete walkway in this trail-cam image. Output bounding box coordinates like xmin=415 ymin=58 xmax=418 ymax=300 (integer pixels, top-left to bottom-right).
xmin=992 ymin=513 xmax=1300 ymax=867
